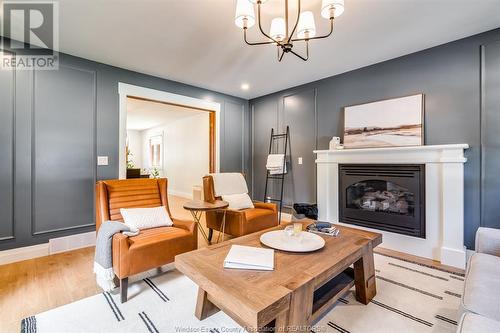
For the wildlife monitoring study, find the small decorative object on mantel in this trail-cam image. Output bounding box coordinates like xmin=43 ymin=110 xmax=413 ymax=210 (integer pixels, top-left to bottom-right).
xmin=343 ymin=94 xmax=424 ymax=149
xmin=329 ymin=136 xmax=341 ymax=150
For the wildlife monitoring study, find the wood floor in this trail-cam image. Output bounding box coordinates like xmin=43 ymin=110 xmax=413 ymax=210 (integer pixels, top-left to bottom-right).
xmin=0 ymin=195 xmax=465 ymax=332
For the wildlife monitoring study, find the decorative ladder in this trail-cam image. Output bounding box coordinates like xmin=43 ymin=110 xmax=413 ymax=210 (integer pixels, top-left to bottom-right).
xmin=263 ymin=126 xmax=289 ymax=224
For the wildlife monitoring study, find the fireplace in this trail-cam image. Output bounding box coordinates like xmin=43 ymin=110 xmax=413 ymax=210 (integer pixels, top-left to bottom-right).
xmin=339 ymin=164 xmax=425 ymax=238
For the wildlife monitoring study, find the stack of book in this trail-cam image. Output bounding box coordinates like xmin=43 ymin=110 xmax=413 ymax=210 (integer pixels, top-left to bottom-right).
xmin=223 ymin=245 xmax=274 ymax=271
xmin=306 ymin=221 xmax=340 ymax=236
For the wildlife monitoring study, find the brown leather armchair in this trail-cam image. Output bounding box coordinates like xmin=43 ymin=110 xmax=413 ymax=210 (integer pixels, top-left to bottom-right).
xmin=202 ymin=175 xmax=278 ymax=240
xmin=95 ymin=178 xmax=197 ymax=303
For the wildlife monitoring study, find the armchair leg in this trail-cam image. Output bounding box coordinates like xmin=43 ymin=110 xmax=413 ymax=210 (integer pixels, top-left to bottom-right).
xmin=208 ymin=228 xmax=213 ymax=242
xmin=120 ymin=277 xmax=128 ymax=303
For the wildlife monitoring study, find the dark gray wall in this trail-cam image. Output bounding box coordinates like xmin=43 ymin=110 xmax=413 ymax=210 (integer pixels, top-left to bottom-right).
xmin=0 ymin=40 xmax=250 ymax=251
xmin=0 ymin=51 xmax=14 ymax=242
xmin=250 ymin=28 xmax=500 ymax=249
xmin=481 ymin=40 xmax=500 ymax=231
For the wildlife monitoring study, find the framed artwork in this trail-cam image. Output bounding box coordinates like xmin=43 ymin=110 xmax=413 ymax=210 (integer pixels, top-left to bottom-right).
xmin=343 ymin=94 xmax=424 ymax=149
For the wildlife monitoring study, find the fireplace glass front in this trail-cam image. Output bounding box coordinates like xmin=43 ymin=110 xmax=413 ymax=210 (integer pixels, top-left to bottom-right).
xmin=339 ymin=164 xmax=425 ymax=238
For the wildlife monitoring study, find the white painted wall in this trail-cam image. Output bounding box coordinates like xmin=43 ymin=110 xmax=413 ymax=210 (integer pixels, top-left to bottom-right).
xmin=126 ymin=129 xmax=143 ymax=169
xmin=140 ymin=112 xmax=209 ymax=198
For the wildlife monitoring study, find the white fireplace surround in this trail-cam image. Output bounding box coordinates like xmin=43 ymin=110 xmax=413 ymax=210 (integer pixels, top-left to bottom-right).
xmin=314 ymin=144 xmax=469 ymax=269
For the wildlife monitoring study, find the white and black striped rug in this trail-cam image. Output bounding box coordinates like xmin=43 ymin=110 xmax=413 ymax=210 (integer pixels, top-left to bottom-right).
xmin=21 ymin=253 xmax=464 ymax=333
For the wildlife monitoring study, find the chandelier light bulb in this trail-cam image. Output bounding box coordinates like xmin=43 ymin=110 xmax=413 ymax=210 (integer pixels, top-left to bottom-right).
xmin=235 ymin=0 xmax=255 ymax=29
xmin=321 ymin=0 xmax=345 ymax=19
xmin=297 ymin=11 xmax=317 ymax=39
xmin=270 ymin=17 xmax=286 ymax=42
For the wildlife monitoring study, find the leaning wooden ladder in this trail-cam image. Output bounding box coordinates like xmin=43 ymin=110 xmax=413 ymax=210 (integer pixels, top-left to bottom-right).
xmin=263 ymin=126 xmax=289 ymax=224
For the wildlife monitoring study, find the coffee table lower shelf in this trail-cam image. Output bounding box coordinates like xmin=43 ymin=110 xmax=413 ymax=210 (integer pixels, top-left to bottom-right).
xmin=311 ymin=268 xmax=355 ymax=322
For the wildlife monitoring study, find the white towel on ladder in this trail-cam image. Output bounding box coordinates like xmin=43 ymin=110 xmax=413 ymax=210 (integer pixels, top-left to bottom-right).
xmin=266 ymin=154 xmax=286 ymax=175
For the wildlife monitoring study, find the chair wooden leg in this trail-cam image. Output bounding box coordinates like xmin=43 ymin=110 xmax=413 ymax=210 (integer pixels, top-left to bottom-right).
xmin=208 ymin=228 xmax=213 ymax=242
xmin=120 ymin=277 xmax=128 ymax=303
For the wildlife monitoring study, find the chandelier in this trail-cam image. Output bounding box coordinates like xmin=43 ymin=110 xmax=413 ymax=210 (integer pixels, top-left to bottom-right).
xmin=234 ymin=0 xmax=344 ymax=61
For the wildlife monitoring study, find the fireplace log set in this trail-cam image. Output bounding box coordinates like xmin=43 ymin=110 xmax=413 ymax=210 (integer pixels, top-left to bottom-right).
xmin=348 ymin=181 xmax=413 ymax=215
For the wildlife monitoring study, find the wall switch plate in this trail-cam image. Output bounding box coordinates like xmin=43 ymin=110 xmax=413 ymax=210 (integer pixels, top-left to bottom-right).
xmin=298 ymin=157 xmax=303 ymax=165
xmin=97 ymin=156 xmax=109 ymax=166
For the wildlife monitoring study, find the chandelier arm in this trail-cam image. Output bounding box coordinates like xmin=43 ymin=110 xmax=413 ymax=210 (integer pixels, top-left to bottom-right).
xmin=291 ymin=18 xmax=334 ymax=42
xmin=286 ymin=0 xmax=301 ymax=43
xmin=244 ymin=28 xmax=276 ymax=46
xmin=290 ymin=48 xmax=308 ymax=61
xmin=278 ymin=48 xmax=286 ymax=62
xmin=257 ymin=2 xmax=282 ymax=45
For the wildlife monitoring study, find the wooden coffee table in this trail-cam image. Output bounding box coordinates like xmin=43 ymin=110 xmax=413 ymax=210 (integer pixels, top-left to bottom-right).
xmin=175 ymin=222 xmax=382 ymax=332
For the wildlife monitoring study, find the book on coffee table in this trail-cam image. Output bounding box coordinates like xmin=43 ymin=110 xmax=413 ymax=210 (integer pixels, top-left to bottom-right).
xmin=223 ymin=245 xmax=274 ymax=271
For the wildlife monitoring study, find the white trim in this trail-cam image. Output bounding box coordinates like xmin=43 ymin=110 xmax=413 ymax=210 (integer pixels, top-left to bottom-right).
xmin=466 ymin=249 xmax=475 ymax=265
xmin=314 ymin=144 xmax=469 ymax=155
xmin=168 ymin=189 xmax=192 ymax=199
xmin=0 ymin=231 xmax=96 ymax=266
xmin=49 ymin=231 xmax=96 ymax=254
xmin=0 ymin=243 xmax=49 ymax=266
xmin=315 ymin=144 xmax=469 ymax=164
xmin=118 ymin=83 xmax=221 ymax=179
xmin=281 ymin=212 xmax=293 ymax=222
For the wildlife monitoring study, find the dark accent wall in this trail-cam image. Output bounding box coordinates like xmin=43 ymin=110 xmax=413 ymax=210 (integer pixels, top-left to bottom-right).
xmin=481 ymin=40 xmax=500 ymax=232
xmin=250 ymin=28 xmax=500 ymax=249
xmin=0 ymin=39 xmax=250 ymax=251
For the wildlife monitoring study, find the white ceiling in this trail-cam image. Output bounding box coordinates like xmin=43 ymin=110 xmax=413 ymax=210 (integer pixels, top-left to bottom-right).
xmin=126 ymin=98 xmax=205 ymax=131
xmin=51 ymin=0 xmax=500 ymax=98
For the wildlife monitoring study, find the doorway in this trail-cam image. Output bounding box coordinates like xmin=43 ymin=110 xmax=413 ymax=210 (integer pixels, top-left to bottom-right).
xmin=118 ymin=83 xmax=221 ymax=197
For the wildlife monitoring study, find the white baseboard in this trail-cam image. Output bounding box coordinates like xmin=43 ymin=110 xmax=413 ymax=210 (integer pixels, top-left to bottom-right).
xmin=168 ymin=189 xmax=192 ymax=199
xmin=0 ymin=243 xmax=49 ymax=266
xmin=466 ymin=249 xmax=475 ymax=265
xmin=49 ymin=231 xmax=96 ymax=254
xmin=0 ymin=231 xmax=96 ymax=266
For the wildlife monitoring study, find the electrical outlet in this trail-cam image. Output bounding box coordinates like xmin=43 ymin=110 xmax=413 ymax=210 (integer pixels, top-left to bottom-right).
xmin=97 ymin=156 xmax=109 ymax=166
xmin=298 ymin=157 xmax=303 ymax=165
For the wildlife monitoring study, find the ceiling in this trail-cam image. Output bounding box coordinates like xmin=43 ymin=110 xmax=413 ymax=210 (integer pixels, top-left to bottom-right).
xmin=47 ymin=1 xmax=500 ymax=98
xmin=126 ymin=98 xmax=206 ymax=131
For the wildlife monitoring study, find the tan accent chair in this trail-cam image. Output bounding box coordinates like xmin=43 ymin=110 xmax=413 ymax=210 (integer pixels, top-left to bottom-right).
xmin=95 ymin=178 xmax=197 ymax=303
xmin=202 ymin=175 xmax=278 ymax=240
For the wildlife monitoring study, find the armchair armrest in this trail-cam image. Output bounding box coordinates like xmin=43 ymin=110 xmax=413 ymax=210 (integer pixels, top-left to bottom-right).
xmin=112 ymin=233 xmax=130 ymax=278
xmin=476 ymin=227 xmax=500 ymax=256
xmin=253 ymin=201 xmax=277 ymax=213
xmin=172 ymin=218 xmax=196 ymax=234
xmin=172 ymin=218 xmax=198 ymax=250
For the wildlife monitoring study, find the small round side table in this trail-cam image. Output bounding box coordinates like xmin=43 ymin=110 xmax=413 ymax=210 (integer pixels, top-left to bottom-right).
xmin=183 ymin=200 xmax=229 ymax=245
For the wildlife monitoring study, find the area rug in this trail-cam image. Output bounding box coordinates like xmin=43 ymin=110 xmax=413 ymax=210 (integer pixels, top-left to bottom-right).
xmin=21 ymin=253 xmax=464 ymax=333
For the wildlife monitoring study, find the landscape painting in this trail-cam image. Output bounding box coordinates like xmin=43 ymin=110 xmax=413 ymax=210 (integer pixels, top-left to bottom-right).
xmin=343 ymin=94 xmax=424 ymax=148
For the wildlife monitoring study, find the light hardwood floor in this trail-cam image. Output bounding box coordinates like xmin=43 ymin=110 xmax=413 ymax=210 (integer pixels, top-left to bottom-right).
xmin=0 ymin=195 xmax=217 ymax=333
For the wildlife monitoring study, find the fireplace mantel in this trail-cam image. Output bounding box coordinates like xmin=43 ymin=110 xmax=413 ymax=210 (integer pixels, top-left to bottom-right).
xmin=315 ymin=144 xmax=469 ymax=163
xmin=314 ymin=144 xmax=469 ymax=269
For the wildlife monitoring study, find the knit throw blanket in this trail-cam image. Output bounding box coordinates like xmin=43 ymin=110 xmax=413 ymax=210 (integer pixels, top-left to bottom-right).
xmin=93 ymin=221 xmax=139 ymax=291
